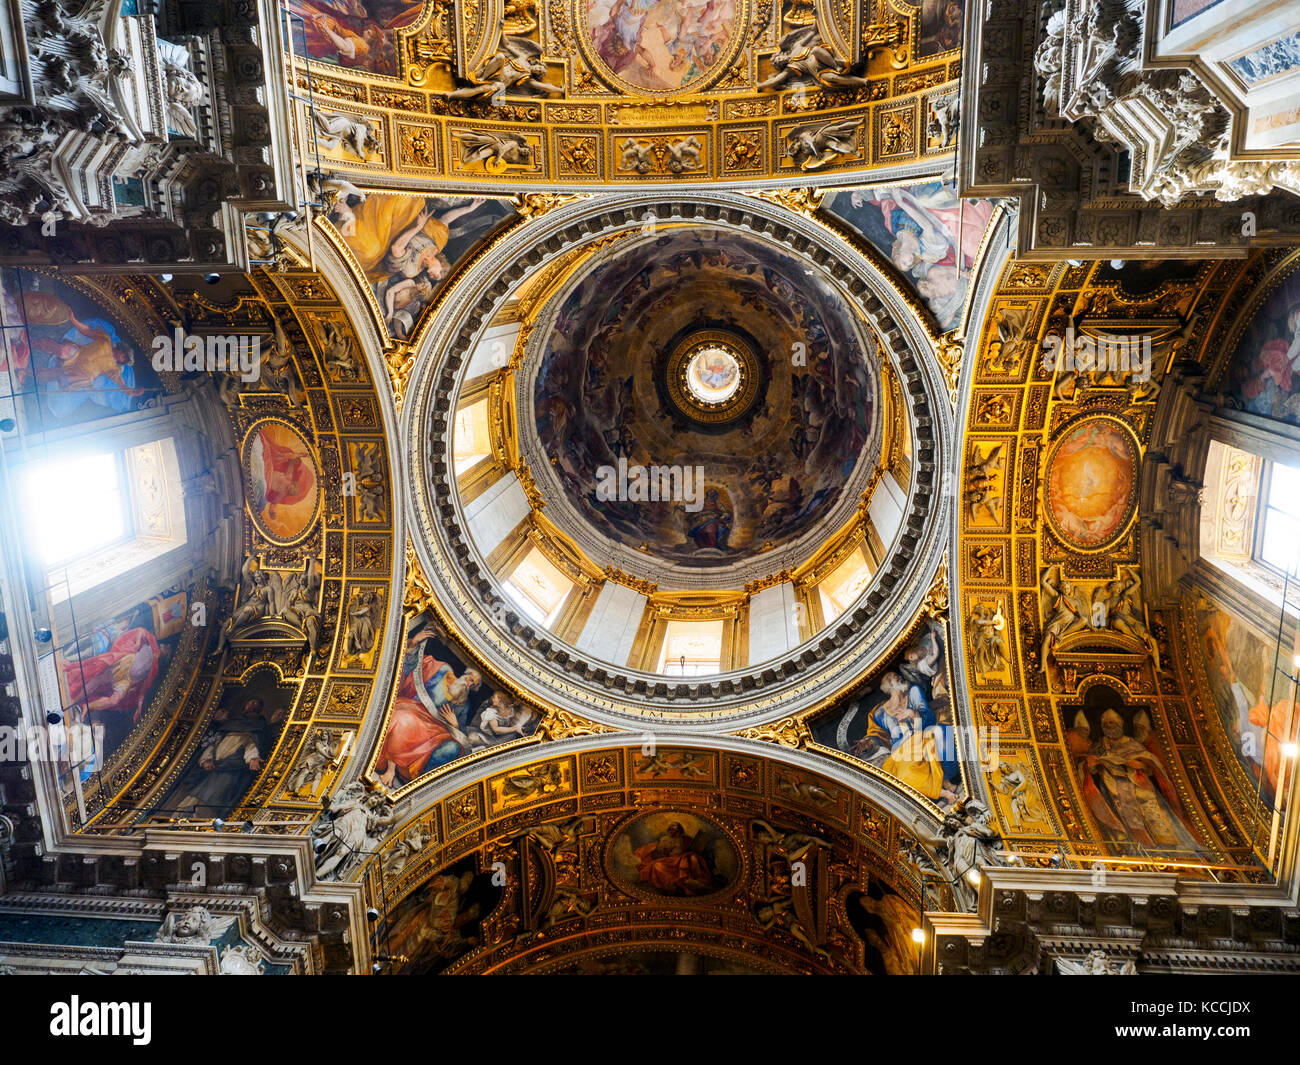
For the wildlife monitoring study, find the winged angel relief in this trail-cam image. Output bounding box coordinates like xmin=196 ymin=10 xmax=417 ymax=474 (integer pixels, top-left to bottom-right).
xmin=216 ymin=555 xmax=322 ymax=654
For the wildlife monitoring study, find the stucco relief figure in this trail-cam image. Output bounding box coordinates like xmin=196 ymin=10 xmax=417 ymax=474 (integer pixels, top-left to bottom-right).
xmin=280 ymin=557 xmax=323 ymax=654
xmin=1093 ymin=567 xmax=1160 ymax=670
xmin=965 ymin=442 xmax=1004 ymax=522
xmin=156 ymin=906 xmax=235 ymax=944
xmin=314 ymin=781 xmax=397 ymax=879
xmin=1057 ymin=950 xmax=1137 ymax=975
xmin=785 ymin=117 xmax=862 ymax=171
xmin=217 ymin=558 xmax=280 ymax=652
xmin=969 ymin=601 xmax=1008 ymax=680
xmin=907 ymin=800 xmax=1003 ymax=910
xmin=445 ymin=36 xmax=562 ymax=99
xmin=157 ymin=39 xmax=204 ymax=138
xmin=758 ymin=26 xmax=868 ymax=90
xmin=454 ymin=131 xmax=535 ymax=174
xmin=1039 ymin=563 xmax=1091 ymax=664
xmin=311 ymin=109 xmax=380 ymax=159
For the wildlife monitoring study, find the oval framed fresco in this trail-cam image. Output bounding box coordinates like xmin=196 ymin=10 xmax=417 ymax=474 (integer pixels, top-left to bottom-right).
xmin=576 ymin=0 xmax=749 ymax=97
xmin=605 ymin=810 xmax=742 ymax=901
xmin=1044 ymin=415 xmax=1140 ymax=551
xmin=241 ymin=417 xmax=321 ymax=545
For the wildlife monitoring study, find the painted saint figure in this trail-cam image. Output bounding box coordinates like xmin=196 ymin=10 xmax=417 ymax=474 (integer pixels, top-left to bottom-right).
xmin=685 ymin=487 xmax=732 ymax=549
xmin=633 ymin=821 xmax=716 ymax=895
xmin=1074 ymin=707 xmax=1202 ymax=852
xmin=375 ymin=631 xmax=483 ymax=784
xmin=161 ymin=697 xmax=287 ymax=817
xmin=850 ymin=672 xmax=958 ymax=803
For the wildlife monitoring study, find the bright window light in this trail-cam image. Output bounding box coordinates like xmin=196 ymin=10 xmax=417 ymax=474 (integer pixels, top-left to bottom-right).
xmin=1261 ymin=463 xmax=1300 ymax=575
xmin=21 ymin=452 xmax=127 ymax=566
xmin=453 ymin=400 xmax=492 ymax=477
xmin=818 ymin=548 xmax=873 ymax=623
xmin=658 ymin=619 xmax=724 ymax=677
xmin=504 ymin=547 xmax=572 ymax=626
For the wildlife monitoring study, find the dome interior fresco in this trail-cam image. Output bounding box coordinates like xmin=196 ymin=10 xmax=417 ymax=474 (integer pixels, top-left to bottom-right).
xmin=526 ymin=226 xmax=880 ymax=577
xmin=2 ymin=0 xmax=1300 ymax=992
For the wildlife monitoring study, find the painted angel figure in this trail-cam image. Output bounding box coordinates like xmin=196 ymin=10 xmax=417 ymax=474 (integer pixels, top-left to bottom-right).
xmin=445 ymin=35 xmax=561 ymax=99
xmin=758 ymin=26 xmax=870 ymax=91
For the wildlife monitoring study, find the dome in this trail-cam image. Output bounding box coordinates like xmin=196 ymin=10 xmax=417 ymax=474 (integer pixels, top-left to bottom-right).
xmin=409 ymin=195 xmax=948 ymax=727
xmin=522 ymin=226 xmax=881 ymax=587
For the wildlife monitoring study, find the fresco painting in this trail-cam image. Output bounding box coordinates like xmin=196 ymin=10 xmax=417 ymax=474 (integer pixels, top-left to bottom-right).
xmin=0 ymin=269 xmax=161 ymax=430
xmin=824 ymin=182 xmax=993 ymax=332
xmin=53 ymin=589 xmax=188 ymax=789
xmin=384 ymin=857 xmax=503 ymax=973
xmin=533 ymin=228 xmax=874 ymax=567
xmin=374 ymin=617 xmax=539 ymax=787
xmin=286 ymin=0 xmax=424 ymax=76
xmin=811 ymin=620 xmax=959 ymax=804
xmin=586 ymin=0 xmax=737 ymax=91
xmin=1045 ymin=417 xmax=1138 ymax=549
xmin=1199 ymin=603 xmax=1291 ymax=808
xmin=608 ymin=810 xmax=739 ymax=898
xmin=243 ymin=419 xmax=320 ymax=544
xmin=150 ymin=670 xmax=292 ymax=820
xmin=1227 ymin=267 xmax=1300 ymax=427
xmin=1064 ymin=686 xmax=1203 ymax=854
xmin=328 ymin=194 xmax=516 ymax=340
xmin=918 ymin=0 xmax=964 ymax=55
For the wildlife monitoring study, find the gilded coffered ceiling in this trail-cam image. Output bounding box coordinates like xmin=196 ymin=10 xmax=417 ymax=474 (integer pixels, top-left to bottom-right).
xmin=285 ymin=0 xmax=960 ymax=188
xmin=955 ymin=249 xmax=1299 ymax=882
xmin=7 ymin=0 xmax=1300 ymax=984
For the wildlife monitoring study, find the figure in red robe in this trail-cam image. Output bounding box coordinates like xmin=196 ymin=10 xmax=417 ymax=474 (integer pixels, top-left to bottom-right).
xmin=375 ymin=634 xmax=482 ymax=785
xmin=634 ymin=822 xmax=715 ymax=895
xmin=61 ymin=627 xmax=162 ymax=721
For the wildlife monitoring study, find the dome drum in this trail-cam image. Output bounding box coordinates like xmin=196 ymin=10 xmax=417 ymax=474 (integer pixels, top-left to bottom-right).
xmin=408 ymin=194 xmax=951 ymax=729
